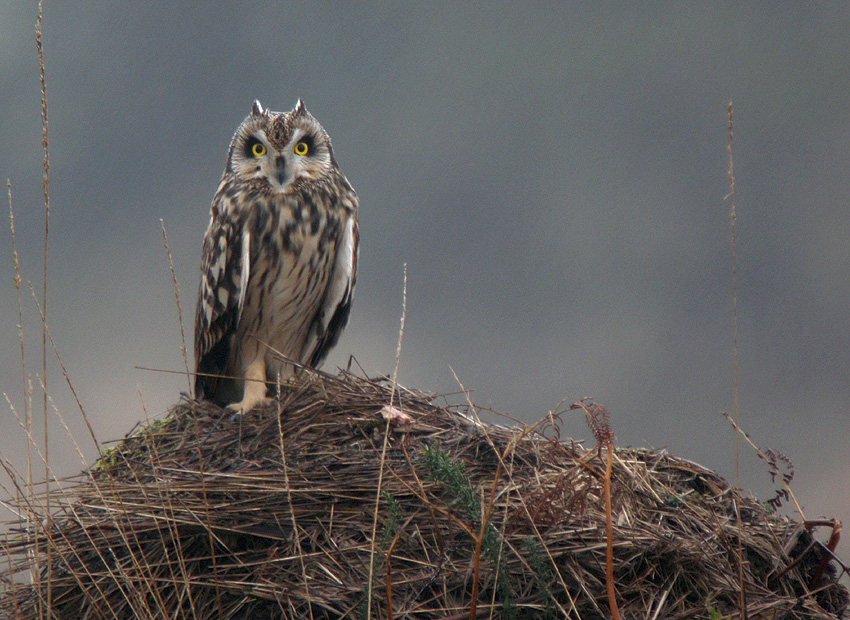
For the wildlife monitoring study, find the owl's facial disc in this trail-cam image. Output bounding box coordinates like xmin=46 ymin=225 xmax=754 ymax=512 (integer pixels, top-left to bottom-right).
xmin=228 ymin=111 xmax=333 ymax=194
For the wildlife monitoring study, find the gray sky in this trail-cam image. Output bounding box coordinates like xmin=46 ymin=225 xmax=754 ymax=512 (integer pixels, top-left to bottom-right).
xmin=1 ymin=3 xmax=848 ymax=543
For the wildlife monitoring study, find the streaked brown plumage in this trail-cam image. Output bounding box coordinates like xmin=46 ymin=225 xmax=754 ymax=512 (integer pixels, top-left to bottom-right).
xmin=194 ymin=100 xmax=358 ymax=413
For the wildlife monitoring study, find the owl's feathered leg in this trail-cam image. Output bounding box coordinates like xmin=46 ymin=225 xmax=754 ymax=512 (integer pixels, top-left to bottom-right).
xmin=227 ymin=357 xmax=271 ymax=415
xmin=226 ymin=357 xmax=271 ymax=455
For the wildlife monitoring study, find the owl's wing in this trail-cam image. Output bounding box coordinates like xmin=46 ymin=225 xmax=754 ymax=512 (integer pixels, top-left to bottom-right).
xmin=194 ymin=211 xmax=251 ymax=402
xmin=305 ymin=214 xmax=359 ymax=368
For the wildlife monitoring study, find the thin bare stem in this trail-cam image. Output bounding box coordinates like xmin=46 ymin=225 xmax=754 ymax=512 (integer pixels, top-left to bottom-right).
xmin=45 ymin=392 xmax=85 ymax=464
xmin=390 ymin=263 xmax=407 ymax=407
xmin=7 ymin=182 xmax=34 ymax=551
xmin=277 ymin=387 xmax=314 ymax=620
xmin=6 ymin=179 xmax=31 ymax=610
xmin=446 ymin=367 xmax=500 ymax=620
xmin=36 ymin=2 xmax=51 ymax=615
xmin=183 ymin=400 xmax=222 ymax=614
xmin=134 ymin=385 xmax=201 ymax=618
xmin=7 ymin=182 xmax=29 ymax=449
xmin=570 ymin=399 xmax=620 ymax=619
xmin=160 ymin=219 xmax=192 ymax=394
xmin=157 ymin=218 xmax=222 ymax=616
xmin=366 ymin=263 xmax=407 ymax=620
xmin=27 ymin=282 xmax=100 ymax=454
xmin=726 ymin=100 xmax=747 ymax=618
xmin=468 ymin=453 xmax=502 ymax=620
xmin=722 ymin=412 xmax=805 ymax=520
xmin=603 ymin=442 xmax=620 ymax=620
xmin=37 ymin=0 xmax=49 ymax=419
xmin=385 ymin=533 xmax=400 ymax=620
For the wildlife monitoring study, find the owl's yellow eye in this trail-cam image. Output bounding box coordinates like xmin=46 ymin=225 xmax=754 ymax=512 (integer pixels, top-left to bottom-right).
xmin=294 ymin=141 xmax=309 ymax=156
xmin=251 ymin=142 xmax=266 ymax=157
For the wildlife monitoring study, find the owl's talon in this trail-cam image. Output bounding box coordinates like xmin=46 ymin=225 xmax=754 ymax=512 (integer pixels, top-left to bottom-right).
xmin=225 ymin=402 xmax=249 ymax=457
xmin=225 ymin=406 xmax=245 ymax=425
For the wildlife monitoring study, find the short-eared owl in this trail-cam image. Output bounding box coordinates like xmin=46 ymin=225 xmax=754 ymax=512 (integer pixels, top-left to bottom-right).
xmin=194 ymin=100 xmax=359 ymax=413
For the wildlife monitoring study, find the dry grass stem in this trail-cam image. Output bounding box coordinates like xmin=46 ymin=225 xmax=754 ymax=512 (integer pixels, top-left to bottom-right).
xmin=6 ymin=183 xmax=35 ymax=563
xmin=722 ymin=412 xmax=806 ymax=520
xmin=26 ymin=283 xmax=99 ymax=455
xmin=35 ymin=3 xmax=52 ymax=614
xmin=160 ymin=219 xmax=192 ymax=394
xmin=367 ymin=263 xmax=407 ymax=620
xmin=727 ymin=98 xmax=748 ymax=619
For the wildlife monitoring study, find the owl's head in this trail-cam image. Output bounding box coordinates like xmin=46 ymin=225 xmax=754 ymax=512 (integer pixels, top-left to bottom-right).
xmin=224 ymin=100 xmax=338 ymax=193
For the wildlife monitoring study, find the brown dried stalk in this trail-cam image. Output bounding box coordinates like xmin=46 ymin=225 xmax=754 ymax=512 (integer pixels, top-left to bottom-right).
xmin=571 ymin=399 xmax=620 ymax=620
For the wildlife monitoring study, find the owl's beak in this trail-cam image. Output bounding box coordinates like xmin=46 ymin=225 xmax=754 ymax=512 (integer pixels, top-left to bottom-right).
xmin=275 ymin=156 xmax=287 ymax=185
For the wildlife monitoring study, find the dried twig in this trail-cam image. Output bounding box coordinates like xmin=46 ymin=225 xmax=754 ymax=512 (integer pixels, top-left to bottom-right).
xmin=367 ymin=263 xmax=407 ymax=619
xmin=726 ymin=98 xmax=748 ymax=620
xmin=160 ymin=220 xmax=193 ymax=395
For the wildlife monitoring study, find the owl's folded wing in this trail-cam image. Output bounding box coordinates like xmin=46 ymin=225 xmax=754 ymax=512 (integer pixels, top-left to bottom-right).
xmin=305 ymin=213 xmax=359 ymax=369
xmin=194 ymin=213 xmax=250 ymax=401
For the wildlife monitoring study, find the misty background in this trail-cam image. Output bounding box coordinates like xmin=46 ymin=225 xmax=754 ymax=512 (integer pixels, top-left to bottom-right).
xmin=1 ymin=3 xmax=848 ymax=541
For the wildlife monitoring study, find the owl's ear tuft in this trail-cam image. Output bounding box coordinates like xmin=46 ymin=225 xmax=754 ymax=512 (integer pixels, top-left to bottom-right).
xmin=293 ymin=99 xmax=307 ymax=116
xmin=251 ymin=100 xmax=264 ymax=116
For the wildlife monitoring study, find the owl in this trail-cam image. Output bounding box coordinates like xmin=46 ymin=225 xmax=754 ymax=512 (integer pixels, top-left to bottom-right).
xmin=194 ymin=100 xmax=359 ymax=414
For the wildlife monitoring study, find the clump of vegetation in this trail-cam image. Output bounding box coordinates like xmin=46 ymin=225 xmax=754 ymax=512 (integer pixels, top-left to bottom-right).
xmin=0 ymin=370 xmax=845 ymax=619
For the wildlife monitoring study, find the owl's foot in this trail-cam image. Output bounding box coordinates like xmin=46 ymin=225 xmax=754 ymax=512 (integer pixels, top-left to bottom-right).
xmin=226 ymin=359 xmax=272 ymax=419
xmin=225 ymin=396 xmax=272 ymax=420
xmin=225 ymin=397 xmax=272 ymax=447
xmin=226 ymin=370 xmax=271 ymax=455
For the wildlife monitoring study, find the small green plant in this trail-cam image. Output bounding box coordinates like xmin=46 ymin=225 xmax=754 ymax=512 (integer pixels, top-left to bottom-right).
xmin=378 ymin=489 xmax=402 ymax=551
xmin=422 ymin=443 xmax=514 ymax=617
xmin=525 ymin=536 xmax=556 ymax=620
xmin=92 ymin=445 xmax=118 ymax=471
xmin=422 ymin=442 xmax=479 ymax=520
xmin=705 ymin=595 xmax=727 ymax=620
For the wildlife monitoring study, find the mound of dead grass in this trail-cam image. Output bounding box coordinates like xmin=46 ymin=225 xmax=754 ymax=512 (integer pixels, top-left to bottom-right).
xmin=0 ymin=370 xmax=846 ymax=619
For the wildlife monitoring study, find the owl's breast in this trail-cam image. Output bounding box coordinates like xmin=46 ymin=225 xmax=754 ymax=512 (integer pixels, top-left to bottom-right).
xmin=236 ymin=191 xmax=341 ymax=362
